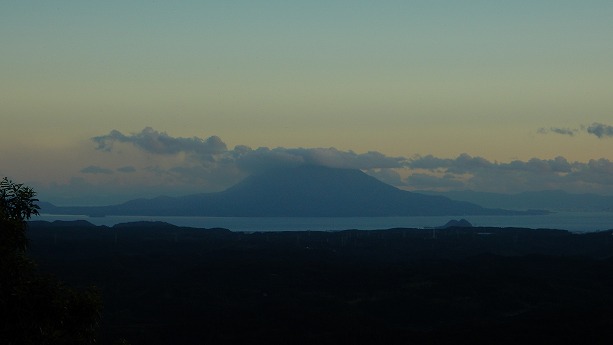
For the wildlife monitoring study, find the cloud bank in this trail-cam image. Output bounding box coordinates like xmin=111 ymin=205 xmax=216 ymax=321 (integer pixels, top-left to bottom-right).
xmin=406 ymin=154 xmax=613 ymax=194
xmin=43 ymin=126 xmax=613 ymax=204
xmin=538 ymin=122 xmax=613 ymax=138
xmin=92 ymin=127 xmax=228 ymax=159
xmin=92 ymin=128 xmax=406 ymax=173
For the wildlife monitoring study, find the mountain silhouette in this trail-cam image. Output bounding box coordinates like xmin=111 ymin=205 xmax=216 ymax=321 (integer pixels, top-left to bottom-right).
xmin=435 ymin=219 xmax=474 ymax=229
xmin=418 ymin=189 xmax=613 ymax=212
xmin=42 ymin=165 xmax=539 ymax=217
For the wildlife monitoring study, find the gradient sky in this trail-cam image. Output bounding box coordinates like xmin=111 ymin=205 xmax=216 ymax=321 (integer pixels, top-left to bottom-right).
xmin=2 ymin=1 xmax=613 ymax=204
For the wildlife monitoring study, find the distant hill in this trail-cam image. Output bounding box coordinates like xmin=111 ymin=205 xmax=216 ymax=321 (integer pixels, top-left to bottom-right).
xmin=419 ymin=190 xmax=613 ymax=212
xmin=435 ymin=219 xmax=473 ymax=229
xmin=40 ymin=165 xmax=542 ymax=217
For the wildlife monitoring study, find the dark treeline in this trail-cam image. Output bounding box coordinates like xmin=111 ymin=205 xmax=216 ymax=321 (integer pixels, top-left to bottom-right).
xmin=28 ymin=221 xmax=613 ymax=344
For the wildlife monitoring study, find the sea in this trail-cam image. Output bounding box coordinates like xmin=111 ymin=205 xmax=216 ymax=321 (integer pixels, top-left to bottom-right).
xmin=33 ymin=212 xmax=613 ymax=233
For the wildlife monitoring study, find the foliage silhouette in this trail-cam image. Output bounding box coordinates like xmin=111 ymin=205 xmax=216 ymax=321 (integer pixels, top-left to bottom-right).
xmin=1 ymin=177 xmax=101 ymax=345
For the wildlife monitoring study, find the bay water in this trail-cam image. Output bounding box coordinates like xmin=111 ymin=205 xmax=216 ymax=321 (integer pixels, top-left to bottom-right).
xmin=33 ymin=212 xmax=613 ymax=233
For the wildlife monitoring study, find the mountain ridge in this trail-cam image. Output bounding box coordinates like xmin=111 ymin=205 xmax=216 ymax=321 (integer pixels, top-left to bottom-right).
xmin=419 ymin=189 xmax=613 ymax=212
xmin=40 ymin=165 xmax=543 ymax=217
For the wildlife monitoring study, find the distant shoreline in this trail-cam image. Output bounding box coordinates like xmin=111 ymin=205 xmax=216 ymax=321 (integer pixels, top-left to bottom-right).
xmin=30 ymin=211 xmax=613 ymax=233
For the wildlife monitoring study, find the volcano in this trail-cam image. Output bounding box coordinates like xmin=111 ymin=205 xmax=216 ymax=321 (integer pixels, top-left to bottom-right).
xmin=42 ymin=165 xmax=539 ymax=217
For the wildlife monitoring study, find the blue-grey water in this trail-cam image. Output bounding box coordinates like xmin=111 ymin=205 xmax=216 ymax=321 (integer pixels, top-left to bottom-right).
xmin=33 ymin=212 xmax=613 ymax=233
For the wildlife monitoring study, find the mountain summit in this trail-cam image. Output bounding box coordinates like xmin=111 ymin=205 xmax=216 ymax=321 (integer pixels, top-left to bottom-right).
xmin=210 ymin=165 xmax=487 ymax=216
xmin=43 ymin=165 xmax=536 ymax=217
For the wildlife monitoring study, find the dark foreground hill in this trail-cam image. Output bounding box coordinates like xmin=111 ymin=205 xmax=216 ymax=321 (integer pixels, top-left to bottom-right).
xmin=41 ymin=165 xmax=544 ymax=217
xmin=28 ymin=221 xmax=613 ymax=344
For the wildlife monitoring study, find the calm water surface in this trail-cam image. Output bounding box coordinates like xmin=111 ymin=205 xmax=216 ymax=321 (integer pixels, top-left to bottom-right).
xmin=34 ymin=212 xmax=613 ymax=233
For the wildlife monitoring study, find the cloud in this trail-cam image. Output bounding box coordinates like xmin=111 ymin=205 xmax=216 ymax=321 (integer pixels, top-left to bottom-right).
xmin=406 ymin=155 xmax=454 ymax=170
xmin=408 ymin=153 xmax=493 ymax=174
xmin=92 ymin=127 xmax=405 ymax=175
xmin=231 ymin=146 xmax=306 ymax=173
xmin=92 ymin=127 xmax=228 ymax=158
xmin=83 ymin=127 xmax=613 ymax=199
xmin=82 ymin=127 xmax=413 ymax=202
xmin=587 ymin=123 xmax=613 ymax=138
xmin=117 ymin=166 xmax=136 ymax=173
xmin=537 ymin=127 xmax=577 ymax=136
xmin=501 ymin=157 xmax=572 ymax=173
xmin=447 ymin=153 xmax=493 ymax=174
xmin=407 ymin=173 xmax=465 ymax=190
xmin=404 ymin=153 xmax=613 ymax=194
xmin=234 ymin=146 xmax=405 ymax=173
xmin=409 ymin=154 xmax=575 ymax=175
xmin=365 ymin=168 xmax=406 ymax=186
xmin=80 ymin=165 xmax=113 ymax=174
xmin=537 ymin=122 xmax=613 ymax=138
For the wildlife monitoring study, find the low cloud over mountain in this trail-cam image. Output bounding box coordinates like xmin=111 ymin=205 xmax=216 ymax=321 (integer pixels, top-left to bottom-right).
xmin=36 ymin=127 xmax=613 ymax=205
xmin=93 ymin=128 xmax=406 ymax=172
xmin=407 ymin=154 xmax=613 ymax=194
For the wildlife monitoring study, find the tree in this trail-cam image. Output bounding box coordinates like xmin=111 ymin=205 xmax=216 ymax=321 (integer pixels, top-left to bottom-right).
xmin=1 ymin=177 xmax=101 ymax=345
xmin=1 ymin=177 xmax=40 ymax=252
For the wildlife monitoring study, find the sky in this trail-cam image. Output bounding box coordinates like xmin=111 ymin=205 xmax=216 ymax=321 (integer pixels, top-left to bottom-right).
xmin=2 ymin=1 xmax=613 ymax=205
